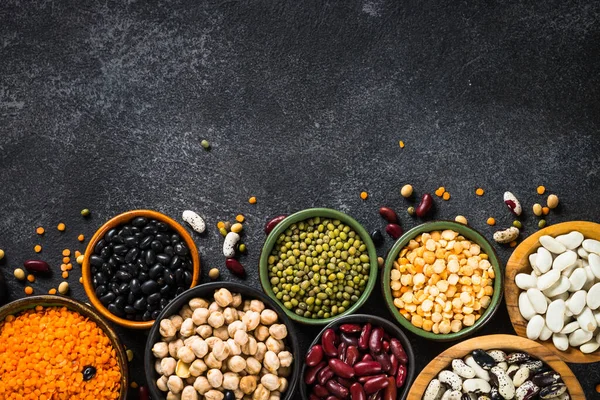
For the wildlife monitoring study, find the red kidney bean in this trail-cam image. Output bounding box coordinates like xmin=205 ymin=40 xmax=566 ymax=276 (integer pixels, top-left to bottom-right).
xmin=313 ymin=384 xmax=329 ymax=397
xmin=389 ymin=338 xmax=408 ymax=364
xmin=350 ymin=383 xmax=366 ymax=400
xmin=353 ymin=361 xmax=382 ymax=376
xmin=306 ymin=344 xmax=324 ymax=367
xmin=372 ymin=352 xmax=391 ymax=372
xmin=340 ymin=332 xmax=359 ymax=347
xmin=358 ymin=374 xmax=387 ymax=383
xmin=385 ymin=224 xmax=403 ymax=240
xmin=337 ymin=377 xmax=354 ymax=388
xmin=322 ymin=329 xmax=339 ymax=357
xmin=369 ymin=327 xmax=384 ymax=353
xmin=305 ymin=361 xmax=327 ymax=385
xmin=329 ymin=359 xmax=355 ymax=379
xmin=361 ymin=354 xmax=373 ymax=362
xmin=364 ymin=375 xmax=389 ymax=394
xmin=382 ymin=341 xmax=390 ymax=353
xmin=416 ymin=193 xmax=433 ymax=217
xmin=358 ymin=323 xmax=371 ymax=350
xmin=338 ymin=342 xmax=348 ymax=362
xmin=318 ymin=366 xmax=335 ymax=386
xmin=389 ymin=354 xmax=398 ymax=376
xmin=326 ymin=380 xmax=349 ymax=399
xmin=225 ymin=258 xmax=246 ymax=278
xmin=309 ymin=395 xmax=320 ymax=400
xmin=396 ymin=364 xmax=407 ymax=388
xmin=346 ymin=346 xmax=360 ymax=366
xmin=379 ymin=207 xmax=398 ymax=224
xmin=383 ymin=377 xmax=397 ymax=400
xmin=339 ymin=323 xmax=362 ymax=333
xmin=265 ymin=215 xmax=287 ymax=234
xmin=24 ymin=259 xmax=51 ymax=274
xmin=138 ymin=386 xmax=149 ymax=400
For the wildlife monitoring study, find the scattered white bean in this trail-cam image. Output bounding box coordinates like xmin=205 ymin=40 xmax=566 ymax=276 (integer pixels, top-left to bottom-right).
xmin=182 ymin=210 xmax=206 ymax=233
xmin=223 ymin=232 xmax=240 ymax=258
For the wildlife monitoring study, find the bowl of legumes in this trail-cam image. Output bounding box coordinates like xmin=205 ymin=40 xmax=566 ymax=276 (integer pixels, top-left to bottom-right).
xmin=0 ymin=295 xmax=128 ymax=399
xmin=301 ymin=314 xmax=416 ymax=400
xmin=259 ymin=208 xmax=378 ymax=325
xmin=144 ymin=281 xmax=300 ymax=400
xmin=382 ymin=221 xmax=503 ymax=341
xmin=82 ymin=209 xmax=201 ymax=329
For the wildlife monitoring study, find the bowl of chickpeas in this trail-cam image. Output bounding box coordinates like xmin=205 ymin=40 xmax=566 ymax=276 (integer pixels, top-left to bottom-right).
xmin=144 ymin=282 xmax=300 ymax=400
xmin=382 ymin=221 xmax=503 ymax=341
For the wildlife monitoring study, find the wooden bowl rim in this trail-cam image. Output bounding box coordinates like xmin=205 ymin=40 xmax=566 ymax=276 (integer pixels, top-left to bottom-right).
xmin=504 ymin=220 xmax=600 ymax=363
xmin=0 ymin=295 xmax=129 ymax=400
xmin=82 ymin=209 xmax=201 ymax=329
xmin=406 ymin=334 xmax=585 ymax=400
xmin=382 ymin=220 xmax=504 ymax=341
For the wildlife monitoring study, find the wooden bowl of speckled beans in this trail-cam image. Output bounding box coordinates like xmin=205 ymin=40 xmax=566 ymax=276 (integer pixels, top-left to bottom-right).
xmin=0 ymin=295 xmax=128 ymax=400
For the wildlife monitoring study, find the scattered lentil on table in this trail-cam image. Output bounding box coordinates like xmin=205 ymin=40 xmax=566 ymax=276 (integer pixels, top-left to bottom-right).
xmin=57 ymin=222 xmax=66 ymax=231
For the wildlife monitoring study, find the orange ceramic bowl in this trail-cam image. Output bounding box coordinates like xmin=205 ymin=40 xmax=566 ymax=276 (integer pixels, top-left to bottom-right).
xmin=82 ymin=210 xmax=200 ymax=329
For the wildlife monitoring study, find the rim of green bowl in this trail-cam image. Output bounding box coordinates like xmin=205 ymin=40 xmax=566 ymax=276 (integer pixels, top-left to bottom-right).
xmin=259 ymin=208 xmax=378 ymax=325
xmin=382 ymin=221 xmax=504 ymax=341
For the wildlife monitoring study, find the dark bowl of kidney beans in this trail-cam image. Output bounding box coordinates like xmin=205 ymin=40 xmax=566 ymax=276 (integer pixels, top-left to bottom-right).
xmin=301 ymin=314 xmax=415 ymax=400
xmin=82 ymin=210 xmax=200 ymax=329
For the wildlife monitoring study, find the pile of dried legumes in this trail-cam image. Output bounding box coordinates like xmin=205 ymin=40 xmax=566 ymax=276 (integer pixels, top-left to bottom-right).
xmin=0 ymin=306 xmax=121 ymax=399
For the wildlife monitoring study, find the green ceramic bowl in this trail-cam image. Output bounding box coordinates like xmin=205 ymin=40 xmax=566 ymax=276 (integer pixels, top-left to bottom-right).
xmin=259 ymin=208 xmax=378 ymax=325
xmin=382 ymin=221 xmax=503 ymax=341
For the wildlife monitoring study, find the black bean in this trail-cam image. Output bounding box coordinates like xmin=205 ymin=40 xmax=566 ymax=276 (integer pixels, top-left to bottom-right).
xmin=127 ymin=292 xmax=136 ymax=305
xmin=108 ymin=303 xmax=125 ymax=317
xmin=169 ymin=255 xmax=182 ymax=269
xmin=170 ymin=234 xmax=180 ymax=243
xmin=134 ymin=297 xmax=147 ymax=311
xmin=141 ymin=280 xmax=159 ymax=294
xmin=151 ymin=240 xmax=164 ymax=253
xmin=120 ymin=225 xmax=133 ymax=237
xmin=82 ymin=366 xmax=96 ymax=381
xmin=163 ymin=270 xmax=175 ymax=285
xmin=118 ymin=282 xmax=130 ymax=294
xmin=138 ymin=272 xmax=149 ymax=282
xmin=183 ymin=270 xmax=192 ymax=286
xmin=132 ymin=217 xmax=148 ymax=227
xmin=160 ymin=298 xmax=169 ymax=309
xmin=95 ymin=285 xmax=107 ymax=297
xmin=160 ymin=285 xmax=172 ymax=297
xmin=155 ymin=233 xmax=170 ymax=245
xmin=114 ymin=296 xmax=126 ymax=309
xmin=224 ymin=390 xmax=235 ymax=400
xmin=156 ymin=253 xmax=171 ymax=265
xmin=151 ymin=310 xmax=161 ymax=319
xmin=142 ymin=311 xmax=152 ymax=321
xmin=175 ymin=268 xmax=185 ymax=285
xmin=147 ymin=292 xmax=161 ymax=305
xmin=90 ymin=255 xmax=104 ymax=268
xmin=156 ymin=277 xmax=165 ymax=286
xmin=139 ymin=236 xmax=153 ymax=249
xmin=109 ymin=281 xmax=120 ymax=293
xmin=125 ymin=248 xmax=139 ymax=263
xmin=112 ymin=254 xmax=125 ymax=264
xmin=142 ymin=225 xmax=157 ymax=235
xmin=113 ymin=244 xmax=128 ymax=256
xmin=94 ymin=239 xmax=106 ymax=255
xmin=100 ymin=246 xmax=112 ymax=260
xmin=157 ymin=222 xmax=169 ymax=231
xmin=95 ymin=273 xmax=107 ymax=286
xmin=174 ymin=243 xmax=189 ymax=256
xmin=124 ymin=305 xmax=136 ymax=314
xmin=116 ymin=270 xmax=132 ymax=282
xmin=145 ymin=250 xmax=156 ymax=266
xmin=370 ymin=229 xmax=384 ymax=247
xmin=105 ymin=228 xmax=118 ymax=243
xmin=130 ymin=278 xmax=142 ymax=295
xmin=99 ymin=292 xmax=116 ymax=306
xmin=164 ymin=246 xmax=174 ymax=256
xmin=149 ymin=265 xmax=164 ymax=280
xmin=123 ymin=236 xmax=138 ymax=248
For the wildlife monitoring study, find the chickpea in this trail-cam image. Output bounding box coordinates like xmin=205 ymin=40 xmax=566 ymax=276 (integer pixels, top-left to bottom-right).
xmin=260 ymin=374 xmax=279 ymax=391
xmin=207 ymin=368 xmax=224 ymax=388
xmin=192 ymin=308 xmax=210 ymax=325
xmin=249 ymin=300 xmax=265 ymax=313
xmin=205 ymin=389 xmax=225 ymax=400
xmin=254 ymin=325 xmax=270 ymax=342
xmin=208 ymin=302 xmax=223 ymax=313
xmin=169 ymin=315 xmax=184 ymax=331
xmin=252 ymin=384 xmax=270 ymax=400
xmin=167 ymin=375 xmax=184 ymax=394
xmin=189 ymin=297 xmax=209 ymax=310
xmin=189 ymin=359 xmax=207 ymax=376
xmin=223 ymin=372 xmax=240 ymax=390
xmin=193 ymin=376 xmax=211 ymax=395
xmin=205 ymin=337 xmax=221 ymax=350
xmin=169 ymin=339 xmax=184 ymax=358
xmin=234 ymin=389 xmax=244 ymax=399
xmin=177 ymin=346 xmax=196 ymax=364
xmin=179 ymin=304 xmax=193 ymax=320
xmin=237 ymin=310 xmax=246 ymax=320
xmin=223 ymin=307 xmax=238 ymax=325
xmin=167 ymin=392 xmax=182 ymax=400
xmin=175 ymin=359 xmax=191 ymax=378
xmin=185 ymin=376 xmax=196 ymax=385
xmin=277 ymin=351 xmax=292 ymax=367
xmin=155 ymin=360 xmax=164 ymax=375
xmin=263 ymin=351 xmax=280 ymax=373
xmin=180 ymin=318 xmax=195 ymax=337
xmin=204 ymin=352 xmax=222 ymax=369
xmin=278 ymin=377 xmax=288 ymax=392
xmin=213 ymin=340 xmax=231 ymax=361
xmin=228 ymin=320 xmax=247 ymax=337
xmin=208 ymin=312 xmax=225 ymax=328
xmin=234 ymin=330 xmax=249 ymax=346
xmin=160 ymin=319 xmax=177 ymax=338
xmin=242 ymin=311 xmax=261 ymax=331
xmin=214 ymin=326 xmax=230 ymax=341
xmin=239 ymin=376 xmax=258 ymax=395
xmin=214 ymin=288 xmax=234 ymax=307
xmin=268 ymin=324 xmax=287 ymax=340
xmin=183 ymin=335 xmax=199 ymax=347
xmin=161 ymin=357 xmax=177 ymax=376
xmin=254 ymin=342 xmax=267 ymax=362
xmin=269 ymin=393 xmax=281 ymax=400
xmin=157 ymin=375 xmax=169 ymax=392
xmin=227 ymin=355 xmax=247 ymax=373
xmin=196 ymin=324 xmax=213 ymax=339
xmin=152 ymin=342 xmax=169 ymax=358
xmin=241 ymin=336 xmax=257 ymax=356
xmin=259 ymin=309 xmax=278 ymax=326
xmin=227 ymin=338 xmax=242 ymax=355
xmin=244 ymin=356 xmax=262 ymax=375
xmin=181 ymin=386 xmax=198 ymax=400
xmin=265 ymin=337 xmax=284 ymax=353
xmin=190 ymin=338 xmax=208 ymax=358
xmin=231 ymin=293 xmax=243 ymax=308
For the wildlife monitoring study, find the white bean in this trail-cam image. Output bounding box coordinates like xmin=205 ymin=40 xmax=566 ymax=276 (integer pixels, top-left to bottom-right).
xmin=223 ymin=232 xmax=240 ymax=258
xmin=582 ymin=239 xmax=600 ymax=255
xmin=545 ymin=299 xmax=566 ymax=332
xmin=587 ymin=282 xmax=600 ymax=309
xmin=526 ymin=315 xmax=545 ymax=340
xmin=540 ymin=235 xmax=568 ymax=254
xmin=182 ymin=210 xmax=206 ymax=233
xmin=515 ymin=273 xmax=537 ymax=290
xmin=526 ymin=288 xmax=547 ymax=314
xmin=536 ymin=247 xmax=553 ymax=274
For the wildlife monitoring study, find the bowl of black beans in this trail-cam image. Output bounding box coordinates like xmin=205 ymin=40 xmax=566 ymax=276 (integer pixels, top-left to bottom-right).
xmin=82 ymin=210 xmax=201 ymax=329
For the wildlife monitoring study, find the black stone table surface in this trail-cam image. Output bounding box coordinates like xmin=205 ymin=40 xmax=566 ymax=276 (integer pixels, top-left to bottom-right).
xmin=1 ymin=0 xmax=599 ymax=398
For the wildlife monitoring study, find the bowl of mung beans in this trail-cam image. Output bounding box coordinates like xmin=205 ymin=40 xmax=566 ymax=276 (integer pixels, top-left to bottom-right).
xmin=382 ymin=221 xmax=503 ymax=341
xmin=0 ymin=295 xmax=128 ymax=400
xmin=259 ymin=208 xmax=378 ymax=325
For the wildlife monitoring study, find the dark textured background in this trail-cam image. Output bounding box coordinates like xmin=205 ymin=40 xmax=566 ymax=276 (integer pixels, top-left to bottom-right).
xmin=1 ymin=0 xmax=599 ymax=398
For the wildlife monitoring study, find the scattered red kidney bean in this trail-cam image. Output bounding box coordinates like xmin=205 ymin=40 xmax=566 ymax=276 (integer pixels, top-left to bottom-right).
xmin=378 ymin=207 xmax=398 ymax=223
xmin=390 ymin=338 xmax=408 ymax=364
xmin=322 ymin=328 xmax=338 ymax=357
xmin=346 ymin=346 xmax=360 ymax=366
xmin=396 ymin=364 xmax=407 ymax=388
xmin=306 ymin=345 xmax=324 ymax=367
xmin=329 ymin=358 xmax=355 ymax=379
xmin=340 ymin=323 xmax=362 ymax=333
xmin=264 ymin=215 xmax=287 ymax=234
xmin=225 ymin=258 xmax=246 ymax=278
xmin=350 ymin=382 xmax=367 ymax=400
xmin=369 ymin=327 xmax=384 ymax=353
xmin=415 ymin=193 xmax=433 ymax=217
xmin=138 ymin=386 xmax=149 ymax=400
xmin=317 ymin=366 xmax=335 ymax=386
xmin=305 ymin=361 xmax=327 ymax=385
xmin=23 ymin=259 xmax=51 ymax=274
xmin=354 ymin=361 xmax=382 ymax=376
xmin=383 ymin=377 xmax=397 ymax=400
xmin=358 ymin=323 xmax=372 ymax=350
xmin=326 ymin=379 xmax=349 ymax=399
xmin=364 ymin=375 xmax=389 ymax=394
xmin=385 ymin=223 xmax=403 ymax=239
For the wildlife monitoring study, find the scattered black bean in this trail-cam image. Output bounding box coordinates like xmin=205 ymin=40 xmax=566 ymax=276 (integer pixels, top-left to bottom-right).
xmin=82 ymin=366 xmax=97 ymax=381
xmin=370 ymin=229 xmax=384 ymax=247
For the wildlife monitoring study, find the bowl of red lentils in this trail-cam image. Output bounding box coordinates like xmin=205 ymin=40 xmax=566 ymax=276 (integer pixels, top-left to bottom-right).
xmin=382 ymin=221 xmax=503 ymax=341
xmin=0 ymin=295 xmax=128 ymax=400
